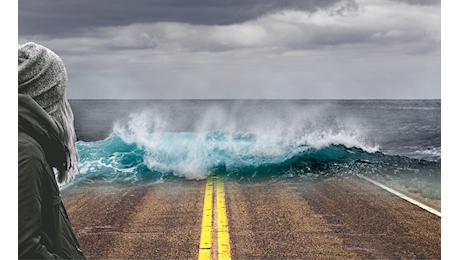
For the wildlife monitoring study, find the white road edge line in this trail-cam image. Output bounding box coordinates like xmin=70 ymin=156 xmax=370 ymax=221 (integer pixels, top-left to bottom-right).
xmin=356 ymin=174 xmax=441 ymax=218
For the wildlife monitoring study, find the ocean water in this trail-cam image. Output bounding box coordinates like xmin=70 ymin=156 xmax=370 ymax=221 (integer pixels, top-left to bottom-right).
xmin=69 ymin=99 xmax=441 ymax=186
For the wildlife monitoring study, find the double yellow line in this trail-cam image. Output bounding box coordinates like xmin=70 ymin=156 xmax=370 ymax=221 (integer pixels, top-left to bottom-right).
xmin=198 ymin=173 xmax=231 ymax=260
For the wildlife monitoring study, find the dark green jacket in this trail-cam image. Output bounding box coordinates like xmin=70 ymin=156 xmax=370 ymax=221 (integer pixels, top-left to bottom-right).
xmin=18 ymin=94 xmax=86 ymax=259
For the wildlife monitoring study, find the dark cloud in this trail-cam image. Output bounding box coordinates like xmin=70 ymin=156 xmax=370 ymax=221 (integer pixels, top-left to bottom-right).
xmin=18 ymin=0 xmax=440 ymax=99
xmin=390 ymin=0 xmax=440 ymax=6
xmin=19 ymin=0 xmax=343 ymax=37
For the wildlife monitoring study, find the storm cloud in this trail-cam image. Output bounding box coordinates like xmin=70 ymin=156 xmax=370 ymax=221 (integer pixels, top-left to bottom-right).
xmin=19 ymin=0 xmax=344 ymax=36
xmin=18 ymin=0 xmax=441 ymax=99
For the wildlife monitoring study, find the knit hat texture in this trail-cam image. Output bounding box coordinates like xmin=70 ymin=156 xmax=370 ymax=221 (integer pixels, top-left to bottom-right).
xmin=18 ymin=42 xmax=67 ymax=110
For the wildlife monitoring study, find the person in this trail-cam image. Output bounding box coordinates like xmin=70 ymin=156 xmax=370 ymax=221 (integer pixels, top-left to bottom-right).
xmin=18 ymin=42 xmax=86 ymax=259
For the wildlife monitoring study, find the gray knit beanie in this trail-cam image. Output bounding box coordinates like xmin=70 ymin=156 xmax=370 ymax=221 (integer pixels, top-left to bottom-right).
xmin=18 ymin=42 xmax=67 ymax=110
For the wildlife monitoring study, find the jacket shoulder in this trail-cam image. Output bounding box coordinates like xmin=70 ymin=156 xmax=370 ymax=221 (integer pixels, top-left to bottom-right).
xmin=18 ymin=132 xmax=45 ymax=161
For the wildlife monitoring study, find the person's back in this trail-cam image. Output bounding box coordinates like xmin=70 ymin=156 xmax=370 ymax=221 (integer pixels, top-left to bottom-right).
xmin=18 ymin=42 xmax=86 ymax=259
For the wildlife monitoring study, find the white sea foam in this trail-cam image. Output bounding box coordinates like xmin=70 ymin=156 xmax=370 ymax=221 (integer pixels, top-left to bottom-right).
xmin=72 ymin=100 xmax=440 ymax=184
xmin=99 ymin=107 xmax=380 ymax=180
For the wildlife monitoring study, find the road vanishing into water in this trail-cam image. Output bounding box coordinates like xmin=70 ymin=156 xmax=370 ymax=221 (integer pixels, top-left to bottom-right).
xmin=62 ymin=174 xmax=441 ymax=259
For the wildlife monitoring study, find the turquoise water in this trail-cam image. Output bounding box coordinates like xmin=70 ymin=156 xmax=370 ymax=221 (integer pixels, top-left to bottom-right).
xmin=70 ymin=100 xmax=440 ymax=185
xmin=75 ymin=129 xmax=439 ymax=184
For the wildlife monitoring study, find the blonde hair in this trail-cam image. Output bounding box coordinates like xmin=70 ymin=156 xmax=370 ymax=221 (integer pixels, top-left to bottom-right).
xmin=45 ymin=95 xmax=79 ymax=183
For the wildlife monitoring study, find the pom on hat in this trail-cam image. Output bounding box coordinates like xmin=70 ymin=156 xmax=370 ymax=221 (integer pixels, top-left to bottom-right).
xmin=18 ymin=42 xmax=67 ymax=110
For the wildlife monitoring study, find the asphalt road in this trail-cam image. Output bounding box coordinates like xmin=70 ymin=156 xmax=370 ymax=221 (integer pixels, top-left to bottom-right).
xmin=62 ymin=180 xmax=205 ymax=259
xmin=62 ymin=175 xmax=441 ymax=259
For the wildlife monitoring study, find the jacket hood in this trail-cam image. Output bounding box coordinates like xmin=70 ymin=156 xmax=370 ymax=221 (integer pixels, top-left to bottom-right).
xmin=18 ymin=94 xmax=70 ymax=173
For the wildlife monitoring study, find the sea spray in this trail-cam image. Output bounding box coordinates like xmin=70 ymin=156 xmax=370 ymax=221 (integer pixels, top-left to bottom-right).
xmin=75 ymin=114 xmax=438 ymax=184
xmin=71 ymin=100 xmax=440 ymax=185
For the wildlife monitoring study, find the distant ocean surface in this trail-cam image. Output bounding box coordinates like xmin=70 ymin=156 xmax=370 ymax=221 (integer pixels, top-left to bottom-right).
xmin=68 ymin=99 xmax=441 ymax=184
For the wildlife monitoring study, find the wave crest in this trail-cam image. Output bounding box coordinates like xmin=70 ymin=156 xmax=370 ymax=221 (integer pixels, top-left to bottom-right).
xmin=75 ymin=125 xmax=438 ymax=184
xmin=73 ymin=108 xmax=440 ymax=183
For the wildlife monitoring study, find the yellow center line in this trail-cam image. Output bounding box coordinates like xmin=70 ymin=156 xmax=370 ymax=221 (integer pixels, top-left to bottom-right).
xmin=198 ymin=173 xmax=232 ymax=260
xmin=216 ymin=174 xmax=231 ymax=260
xmin=198 ymin=174 xmax=214 ymax=260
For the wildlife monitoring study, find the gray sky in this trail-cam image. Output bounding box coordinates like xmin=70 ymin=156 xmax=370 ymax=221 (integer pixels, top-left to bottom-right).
xmin=18 ymin=0 xmax=441 ymax=99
